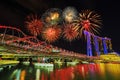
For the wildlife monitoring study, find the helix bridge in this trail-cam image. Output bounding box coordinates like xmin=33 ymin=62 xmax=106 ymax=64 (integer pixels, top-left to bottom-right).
xmin=0 ymin=25 xmax=86 ymax=60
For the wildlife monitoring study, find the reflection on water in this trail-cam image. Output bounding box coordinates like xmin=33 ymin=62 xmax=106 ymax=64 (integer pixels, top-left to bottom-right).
xmin=0 ymin=63 xmax=120 ymax=80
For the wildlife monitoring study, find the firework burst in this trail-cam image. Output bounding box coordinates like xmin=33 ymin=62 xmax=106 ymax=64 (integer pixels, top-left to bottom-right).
xmin=63 ymin=24 xmax=79 ymax=41
xmin=41 ymin=8 xmax=63 ymax=26
xmin=63 ymin=7 xmax=78 ymax=23
xmin=74 ymin=10 xmax=102 ymax=36
xmin=25 ymin=14 xmax=43 ymax=36
xmin=42 ymin=26 xmax=62 ymax=43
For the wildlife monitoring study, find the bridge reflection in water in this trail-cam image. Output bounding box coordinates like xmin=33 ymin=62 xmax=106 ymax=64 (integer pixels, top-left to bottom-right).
xmin=0 ymin=63 xmax=120 ymax=80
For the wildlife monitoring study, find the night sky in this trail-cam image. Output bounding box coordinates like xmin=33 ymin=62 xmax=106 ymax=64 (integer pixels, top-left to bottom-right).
xmin=0 ymin=0 xmax=120 ymax=54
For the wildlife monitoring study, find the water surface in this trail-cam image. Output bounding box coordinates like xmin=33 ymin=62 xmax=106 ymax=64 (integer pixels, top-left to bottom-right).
xmin=0 ymin=63 xmax=120 ymax=80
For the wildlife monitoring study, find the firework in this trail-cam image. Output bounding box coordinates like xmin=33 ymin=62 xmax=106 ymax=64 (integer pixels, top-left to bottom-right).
xmin=74 ymin=10 xmax=102 ymax=36
xmin=63 ymin=7 xmax=78 ymax=23
xmin=25 ymin=14 xmax=43 ymax=36
xmin=41 ymin=8 xmax=63 ymax=26
xmin=42 ymin=26 xmax=62 ymax=43
xmin=63 ymin=24 xmax=79 ymax=41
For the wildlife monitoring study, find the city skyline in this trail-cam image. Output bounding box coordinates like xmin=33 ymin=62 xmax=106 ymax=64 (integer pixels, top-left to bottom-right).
xmin=0 ymin=0 xmax=119 ymax=54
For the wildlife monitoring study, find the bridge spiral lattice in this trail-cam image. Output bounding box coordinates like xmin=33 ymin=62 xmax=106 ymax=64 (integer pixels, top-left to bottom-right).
xmin=0 ymin=25 xmax=55 ymax=52
xmin=0 ymin=25 xmax=86 ymax=58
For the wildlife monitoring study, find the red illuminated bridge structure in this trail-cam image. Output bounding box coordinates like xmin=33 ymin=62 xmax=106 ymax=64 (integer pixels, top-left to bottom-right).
xmin=0 ymin=25 xmax=112 ymax=58
xmin=0 ymin=25 xmax=87 ymax=59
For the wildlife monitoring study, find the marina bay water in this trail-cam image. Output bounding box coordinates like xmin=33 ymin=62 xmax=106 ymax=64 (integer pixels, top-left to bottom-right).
xmin=0 ymin=62 xmax=120 ymax=80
